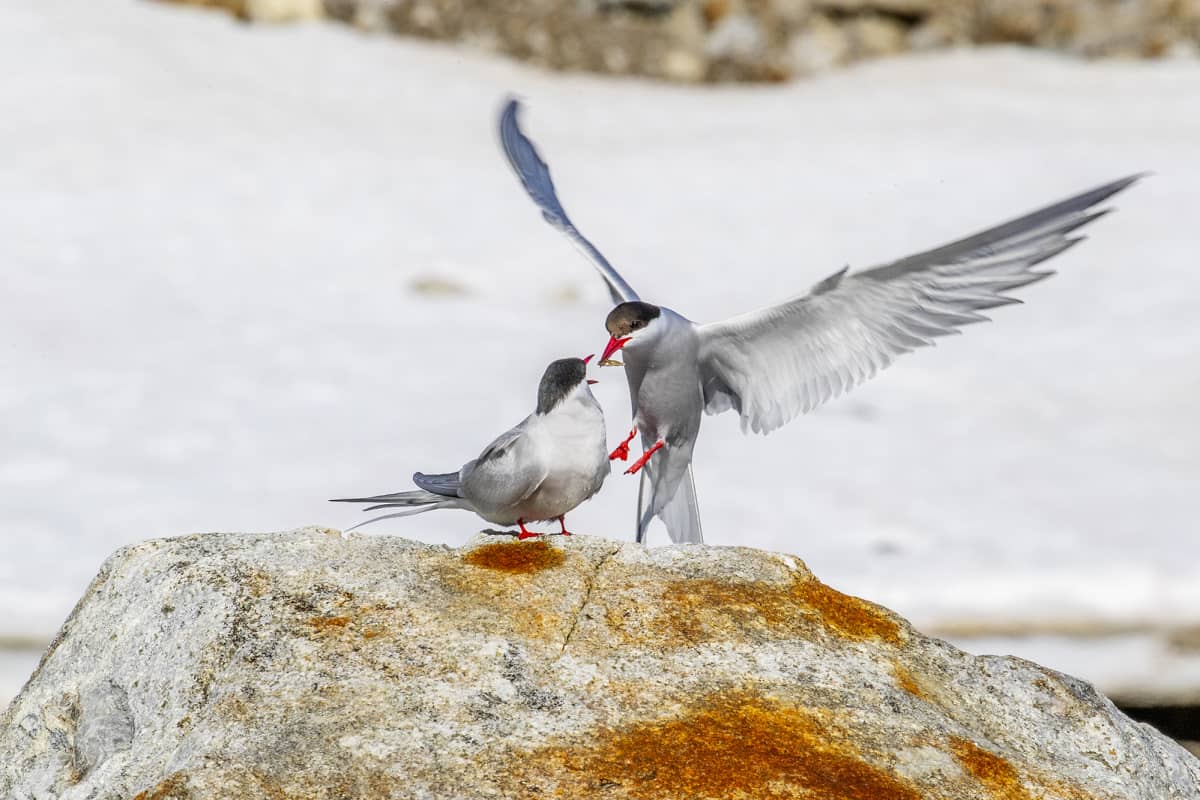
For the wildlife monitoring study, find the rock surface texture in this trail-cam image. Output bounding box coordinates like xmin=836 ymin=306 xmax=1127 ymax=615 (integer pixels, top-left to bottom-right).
xmin=2 ymin=529 xmax=1198 ymax=799
xmin=160 ymin=0 xmax=1200 ymax=81
xmin=154 ymin=0 xmax=325 ymax=23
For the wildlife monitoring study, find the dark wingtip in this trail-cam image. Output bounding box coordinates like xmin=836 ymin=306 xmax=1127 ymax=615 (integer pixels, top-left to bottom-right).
xmin=497 ymin=96 xmax=521 ymax=153
xmin=1101 ymin=172 xmax=1150 ymax=198
xmin=499 ymin=95 xmax=521 ymax=126
xmin=498 ymin=95 xmax=531 ymax=144
xmin=1074 ymin=173 xmax=1147 ymax=211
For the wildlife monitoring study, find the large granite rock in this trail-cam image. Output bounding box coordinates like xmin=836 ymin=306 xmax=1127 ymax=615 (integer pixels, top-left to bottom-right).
xmin=158 ymin=0 xmax=1200 ymax=81
xmin=2 ymin=529 xmax=1198 ymax=799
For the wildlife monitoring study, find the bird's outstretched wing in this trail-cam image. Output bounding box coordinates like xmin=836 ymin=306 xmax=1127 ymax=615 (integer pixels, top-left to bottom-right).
xmin=697 ymin=174 xmax=1144 ymax=435
xmin=459 ymin=423 xmax=547 ymax=510
xmin=498 ymin=97 xmax=640 ymax=305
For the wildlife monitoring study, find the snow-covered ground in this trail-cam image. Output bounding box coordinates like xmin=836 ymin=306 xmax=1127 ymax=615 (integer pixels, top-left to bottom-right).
xmin=2 ymin=0 xmax=1198 ymax=708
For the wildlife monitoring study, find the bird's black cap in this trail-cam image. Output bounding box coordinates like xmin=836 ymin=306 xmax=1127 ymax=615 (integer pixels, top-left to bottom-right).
xmin=536 ymin=357 xmax=588 ymax=414
xmin=605 ymin=301 xmax=661 ymax=337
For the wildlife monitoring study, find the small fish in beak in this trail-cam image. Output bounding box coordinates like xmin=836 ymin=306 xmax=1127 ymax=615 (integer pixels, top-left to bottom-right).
xmin=600 ymin=336 xmax=631 ymax=367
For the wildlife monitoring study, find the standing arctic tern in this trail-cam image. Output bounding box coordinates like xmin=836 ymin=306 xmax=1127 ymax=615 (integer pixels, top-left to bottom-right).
xmin=499 ymin=97 xmax=1142 ymax=546
xmin=332 ymin=357 xmax=609 ymax=538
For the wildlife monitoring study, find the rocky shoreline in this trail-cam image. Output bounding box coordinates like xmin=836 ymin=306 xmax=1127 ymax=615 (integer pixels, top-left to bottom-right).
xmin=162 ymin=0 xmax=1200 ymax=82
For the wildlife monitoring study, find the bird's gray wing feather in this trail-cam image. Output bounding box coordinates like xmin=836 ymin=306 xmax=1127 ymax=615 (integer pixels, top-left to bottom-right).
xmin=499 ymin=98 xmax=640 ymax=305
xmin=412 ymin=471 xmax=462 ymax=497
xmin=459 ymin=424 xmax=547 ymax=510
xmin=697 ymin=174 xmax=1143 ymax=435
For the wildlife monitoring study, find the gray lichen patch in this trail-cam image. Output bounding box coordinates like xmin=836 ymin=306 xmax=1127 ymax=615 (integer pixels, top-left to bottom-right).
xmin=73 ymin=680 xmax=135 ymax=779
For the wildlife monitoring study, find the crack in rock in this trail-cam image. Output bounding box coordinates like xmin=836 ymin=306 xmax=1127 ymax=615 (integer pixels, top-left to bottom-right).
xmin=558 ymin=544 xmax=622 ymax=656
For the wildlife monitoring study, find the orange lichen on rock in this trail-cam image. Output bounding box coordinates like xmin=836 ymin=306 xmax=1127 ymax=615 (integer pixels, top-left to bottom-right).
xmin=532 ymin=690 xmax=921 ymax=800
xmin=703 ymin=0 xmax=732 ymax=25
xmin=293 ymin=600 xmax=403 ymax=643
xmin=892 ymin=663 xmax=928 ymax=700
xmin=462 ymin=540 xmax=566 ymax=574
xmin=132 ymin=772 xmax=189 ymax=800
xmin=658 ymin=577 xmax=802 ymax=642
xmin=793 ymin=578 xmax=902 ymax=644
xmin=427 ymin=540 xmax=580 ymax=644
xmin=656 ymin=573 xmax=901 ymax=646
xmin=305 ymin=615 xmax=351 ymax=631
xmin=950 ymin=737 xmax=1033 ymax=800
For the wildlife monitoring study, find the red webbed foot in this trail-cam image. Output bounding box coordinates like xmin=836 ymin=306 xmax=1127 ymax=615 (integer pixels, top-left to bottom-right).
xmin=625 ymin=439 xmax=665 ymax=475
xmin=556 ymin=516 xmax=573 ymax=537
xmin=516 ymin=519 xmax=540 ymax=540
xmin=609 ymin=427 xmax=638 ymax=462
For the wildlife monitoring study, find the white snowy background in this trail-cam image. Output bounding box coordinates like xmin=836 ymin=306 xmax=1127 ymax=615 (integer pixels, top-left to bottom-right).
xmin=2 ymin=0 xmax=1198 ymax=707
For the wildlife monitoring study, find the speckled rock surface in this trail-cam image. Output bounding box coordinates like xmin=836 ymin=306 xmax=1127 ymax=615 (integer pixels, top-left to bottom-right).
xmin=2 ymin=529 xmax=1198 ymax=799
xmin=161 ymin=0 xmax=1200 ymax=82
xmin=155 ymin=0 xmax=324 ymax=22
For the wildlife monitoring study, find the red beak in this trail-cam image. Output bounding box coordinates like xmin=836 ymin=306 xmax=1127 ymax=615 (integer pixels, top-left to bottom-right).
xmin=586 ymin=379 xmax=598 ymax=385
xmin=582 ymin=353 xmax=595 ymax=365
xmin=601 ymin=336 xmax=631 ymax=363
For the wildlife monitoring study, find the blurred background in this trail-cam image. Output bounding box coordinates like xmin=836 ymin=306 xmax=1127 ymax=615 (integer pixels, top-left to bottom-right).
xmin=1 ymin=0 xmax=1197 ymax=750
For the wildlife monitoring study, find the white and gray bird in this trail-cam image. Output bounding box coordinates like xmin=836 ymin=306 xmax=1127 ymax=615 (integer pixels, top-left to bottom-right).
xmin=332 ymin=356 xmax=610 ymax=538
xmin=499 ymin=97 xmax=1142 ymax=546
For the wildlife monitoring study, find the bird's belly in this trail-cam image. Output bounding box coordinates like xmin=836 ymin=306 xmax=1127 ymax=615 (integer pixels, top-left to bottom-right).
xmin=633 ymin=368 xmax=702 ymax=444
xmin=635 ymin=405 xmax=700 ymax=449
xmin=516 ymin=466 xmax=603 ymax=521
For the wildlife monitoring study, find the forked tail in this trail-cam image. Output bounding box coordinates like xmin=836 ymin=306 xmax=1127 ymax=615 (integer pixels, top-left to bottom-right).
xmin=331 ymin=472 xmax=469 ymax=532
xmin=636 ymin=463 xmax=704 ymax=545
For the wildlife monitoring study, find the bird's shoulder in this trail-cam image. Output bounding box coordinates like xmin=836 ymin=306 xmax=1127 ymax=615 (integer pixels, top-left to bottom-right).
xmin=473 ymin=421 xmax=533 ymax=468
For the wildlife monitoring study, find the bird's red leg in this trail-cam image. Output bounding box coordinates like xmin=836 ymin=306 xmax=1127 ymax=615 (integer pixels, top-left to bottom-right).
xmin=516 ymin=519 xmax=540 ymax=540
xmin=557 ymin=516 xmax=572 ymax=536
xmin=609 ymin=427 xmax=637 ymax=461
xmin=625 ymin=439 xmax=665 ymax=475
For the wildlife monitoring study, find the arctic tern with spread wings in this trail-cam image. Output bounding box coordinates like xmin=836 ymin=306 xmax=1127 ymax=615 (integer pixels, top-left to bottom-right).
xmin=499 ymin=98 xmax=1142 ymax=546
xmin=332 ymin=356 xmax=609 ymax=538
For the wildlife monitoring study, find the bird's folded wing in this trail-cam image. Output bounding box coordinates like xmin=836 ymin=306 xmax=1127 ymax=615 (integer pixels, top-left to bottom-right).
xmin=459 ymin=425 xmax=548 ymax=509
xmin=498 ymin=98 xmax=640 ymax=305
xmin=697 ymin=173 xmax=1144 ymax=435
